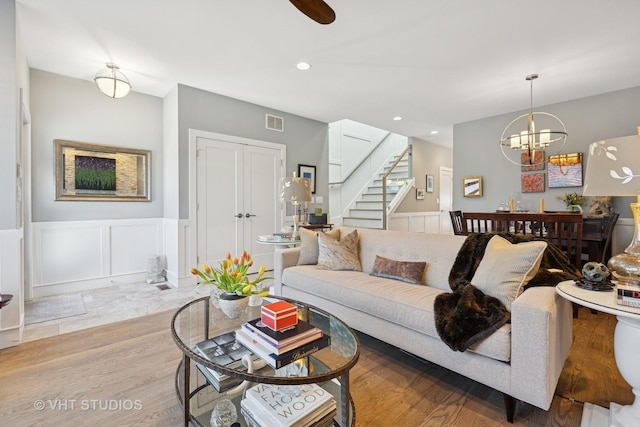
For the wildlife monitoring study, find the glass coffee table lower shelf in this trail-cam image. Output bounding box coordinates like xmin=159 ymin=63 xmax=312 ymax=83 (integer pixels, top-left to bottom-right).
xmin=171 ymin=296 xmax=359 ymax=427
xmin=174 ymin=358 xmax=354 ymax=426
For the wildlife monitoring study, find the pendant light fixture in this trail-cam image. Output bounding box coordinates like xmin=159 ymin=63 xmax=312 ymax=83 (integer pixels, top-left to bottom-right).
xmin=94 ymin=63 xmax=131 ymax=98
xmin=499 ymin=74 xmax=567 ymax=166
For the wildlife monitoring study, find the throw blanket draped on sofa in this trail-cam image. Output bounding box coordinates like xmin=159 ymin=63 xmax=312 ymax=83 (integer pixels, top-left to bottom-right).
xmin=435 ymin=232 xmax=581 ymax=352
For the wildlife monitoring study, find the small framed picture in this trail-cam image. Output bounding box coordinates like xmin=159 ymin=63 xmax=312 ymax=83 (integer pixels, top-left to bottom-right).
xmin=298 ymin=164 xmax=316 ymax=194
xmin=463 ymin=176 xmax=483 ymax=197
xmin=426 ymin=175 xmax=434 ymax=193
xmin=416 ymin=188 xmax=425 ymax=200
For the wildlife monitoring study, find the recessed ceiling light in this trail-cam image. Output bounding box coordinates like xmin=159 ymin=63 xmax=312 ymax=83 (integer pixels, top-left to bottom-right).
xmin=430 ymin=130 xmax=439 ymax=135
xmin=296 ymin=62 xmax=311 ymax=71
xmin=392 ymin=116 xmax=402 ymax=121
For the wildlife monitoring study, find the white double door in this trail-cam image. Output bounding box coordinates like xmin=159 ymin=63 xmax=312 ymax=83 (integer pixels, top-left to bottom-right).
xmin=196 ymin=134 xmax=284 ymax=273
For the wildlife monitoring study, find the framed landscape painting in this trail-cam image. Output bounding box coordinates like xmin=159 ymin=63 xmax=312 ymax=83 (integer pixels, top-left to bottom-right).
xmin=54 ymin=140 xmax=151 ymax=201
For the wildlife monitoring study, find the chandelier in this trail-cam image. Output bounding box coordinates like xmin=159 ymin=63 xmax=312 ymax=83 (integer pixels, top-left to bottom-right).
xmin=500 ymin=74 xmax=567 ymax=166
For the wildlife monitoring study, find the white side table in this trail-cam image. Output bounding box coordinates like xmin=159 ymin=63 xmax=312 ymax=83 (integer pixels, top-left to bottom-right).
xmin=556 ymin=280 xmax=640 ymax=427
xmin=256 ymin=236 xmax=302 ymax=250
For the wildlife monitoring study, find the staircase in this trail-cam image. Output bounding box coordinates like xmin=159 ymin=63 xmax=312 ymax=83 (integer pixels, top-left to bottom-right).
xmin=342 ymin=157 xmax=410 ymax=229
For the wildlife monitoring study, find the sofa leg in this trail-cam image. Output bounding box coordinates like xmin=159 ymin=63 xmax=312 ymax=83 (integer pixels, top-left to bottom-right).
xmin=503 ymin=394 xmax=516 ymax=423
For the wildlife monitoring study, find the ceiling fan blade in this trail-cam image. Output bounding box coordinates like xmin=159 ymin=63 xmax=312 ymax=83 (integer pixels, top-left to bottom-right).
xmin=289 ymin=0 xmax=336 ymax=24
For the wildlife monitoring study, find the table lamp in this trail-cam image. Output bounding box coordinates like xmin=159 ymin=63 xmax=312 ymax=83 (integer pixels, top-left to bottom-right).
xmin=280 ymin=172 xmax=312 ymax=239
xmin=583 ymin=135 xmax=640 ymax=278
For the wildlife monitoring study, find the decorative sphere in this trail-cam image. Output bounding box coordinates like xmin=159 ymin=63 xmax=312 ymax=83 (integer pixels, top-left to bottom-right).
xmin=582 ymin=262 xmax=610 ymax=282
xmin=210 ymin=399 xmax=237 ymax=427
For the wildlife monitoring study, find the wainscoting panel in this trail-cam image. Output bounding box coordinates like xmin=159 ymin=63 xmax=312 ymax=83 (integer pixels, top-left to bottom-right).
xmin=0 ymin=229 xmax=24 ymax=349
xmin=388 ymin=212 xmax=442 ymax=233
xmin=39 ymin=225 xmax=103 ymax=284
xmin=163 ymin=218 xmax=195 ymax=288
xmin=32 ymin=219 xmax=164 ymax=298
xmin=110 ymin=223 xmax=162 ymax=276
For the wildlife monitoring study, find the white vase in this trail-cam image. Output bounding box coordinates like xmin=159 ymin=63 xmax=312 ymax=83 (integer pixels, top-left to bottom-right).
xmin=214 ymin=291 xmax=249 ymax=319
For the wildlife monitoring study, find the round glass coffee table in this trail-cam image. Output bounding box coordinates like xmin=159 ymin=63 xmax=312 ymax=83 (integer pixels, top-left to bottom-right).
xmin=171 ymin=295 xmax=360 ymax=427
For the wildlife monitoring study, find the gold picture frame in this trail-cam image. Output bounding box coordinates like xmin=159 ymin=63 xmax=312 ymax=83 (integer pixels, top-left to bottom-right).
xmin=463 ymin=176 xmax=483 ymax=197
xmin=54 ymin=139 xmax=151 ymax=201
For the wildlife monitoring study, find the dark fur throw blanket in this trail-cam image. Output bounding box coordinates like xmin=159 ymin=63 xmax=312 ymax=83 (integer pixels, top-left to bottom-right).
xmin=435 ymin=232 xmax=581 ymax=352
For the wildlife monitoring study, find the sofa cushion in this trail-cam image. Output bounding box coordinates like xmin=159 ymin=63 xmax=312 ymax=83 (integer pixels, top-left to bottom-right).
xmin=471 ymin=235 xmax=546 ymax=311
xmin=317 ymin=229 xmax=361 ymax=271
xmin=281 ymin=266 xmax=511 ymax=362
xmin=297 ymin=227 xmax=340 ymax=265
xmin=346 ymin=227 xmax=466 ymax=292
xmin=370 ymin=255 xmax=426 ymax=284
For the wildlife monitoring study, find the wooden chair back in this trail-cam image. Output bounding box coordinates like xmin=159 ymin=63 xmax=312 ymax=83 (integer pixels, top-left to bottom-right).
xmin=600 ymin=212 xmax=620 ymax=264
xmin=462 ymin=212 xmax=584 ymax=268
xmin=449 ymin=210 xmax=467 ymax=235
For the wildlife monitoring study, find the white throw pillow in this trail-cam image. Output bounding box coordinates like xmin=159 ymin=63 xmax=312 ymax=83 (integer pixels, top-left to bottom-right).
xmin=471 ymin=235 xmax=546 ymax=311
xmin=297 ymin=228 xmax=340 ymax=265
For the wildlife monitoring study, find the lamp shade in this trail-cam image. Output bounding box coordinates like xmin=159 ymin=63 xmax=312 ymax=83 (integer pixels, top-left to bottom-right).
xmin=280 ymin=173 xmax=311 ymax=205
xmin=584 ymin=134 xmax=640 ymax=277
xmin=94 ymin=63 xmax=131 ymax=98
xmin=583 ymin=135 xmax=640 ymax=197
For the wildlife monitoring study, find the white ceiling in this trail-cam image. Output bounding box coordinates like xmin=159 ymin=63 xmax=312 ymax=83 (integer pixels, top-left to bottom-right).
xmin=16 ymin=0 xmax=640 ymax=147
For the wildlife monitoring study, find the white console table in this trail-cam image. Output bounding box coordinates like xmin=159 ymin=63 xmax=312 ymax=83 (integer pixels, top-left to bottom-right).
xmin=556 ymin=280 xmax=640 ymax=427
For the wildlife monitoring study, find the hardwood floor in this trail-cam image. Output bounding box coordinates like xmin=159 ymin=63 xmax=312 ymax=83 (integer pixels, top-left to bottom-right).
xmin=0 ymin=306 xmax=632 ymax=426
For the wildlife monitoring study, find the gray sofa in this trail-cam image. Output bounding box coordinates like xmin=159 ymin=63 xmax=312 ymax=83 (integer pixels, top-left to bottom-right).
xmin=273 ymin=227 xmax=573 ymax=422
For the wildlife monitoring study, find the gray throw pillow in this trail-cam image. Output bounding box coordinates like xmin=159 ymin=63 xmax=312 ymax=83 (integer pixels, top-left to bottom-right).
xmin=317 ymin=229 xmax=361 ymax=271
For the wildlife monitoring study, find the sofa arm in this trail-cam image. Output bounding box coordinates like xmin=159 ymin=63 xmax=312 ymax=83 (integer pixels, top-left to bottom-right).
xmin=509 ymin=286 xmax=573 ymax=410
xmin=273 ymin=247 xmax=301 ymax=295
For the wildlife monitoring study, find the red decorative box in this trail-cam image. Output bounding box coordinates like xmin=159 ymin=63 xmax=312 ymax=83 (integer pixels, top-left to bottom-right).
xmin=261 ymin=301 xmax=298 ymax=331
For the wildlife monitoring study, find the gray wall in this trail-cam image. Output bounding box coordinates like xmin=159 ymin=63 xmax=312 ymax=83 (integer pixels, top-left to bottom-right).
xmin=453 ymin=86 xmax=640 ymax=217
xmin=30 ymin=70 xmax=164 ymax=222
xmin=0 ymin=0 xmax=17 ymax=229
xmin=174 ymin=84 xmax=328 ymax=219
xmin=396 ymin=138 xmax=453 ymax=213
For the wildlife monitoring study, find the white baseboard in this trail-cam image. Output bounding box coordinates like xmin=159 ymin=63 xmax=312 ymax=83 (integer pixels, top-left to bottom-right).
xmin=0 ymin=321 xmax=24 ymax=349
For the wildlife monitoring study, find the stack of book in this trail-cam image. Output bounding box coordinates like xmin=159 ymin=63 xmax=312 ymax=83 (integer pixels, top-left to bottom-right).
xmin=193 ymin=332 xmax=262 ymax=392
xmin=615 ymin=275 xmax=640 ymax=308
xmin=241 ymin=383 xmax=336 ymax=427
xmin=257 ymin=232 xmax=293 ymax=242
xmin=235 ymin=318 xmax=330 ymax=369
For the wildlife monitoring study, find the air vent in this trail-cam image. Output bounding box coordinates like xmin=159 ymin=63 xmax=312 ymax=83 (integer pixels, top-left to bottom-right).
xmin=265 ymin=114 xmax=284 ymax=132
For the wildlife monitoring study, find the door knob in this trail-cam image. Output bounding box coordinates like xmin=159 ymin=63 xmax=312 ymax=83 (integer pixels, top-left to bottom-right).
xmin=245 ymin=213 xmax=256 ymax=218
xmin=235 ymin=213 xmax=243 ymax=218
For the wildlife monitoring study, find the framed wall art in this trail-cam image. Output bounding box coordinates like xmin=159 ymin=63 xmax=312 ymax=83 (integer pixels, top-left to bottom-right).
xmin=548 ymin=152 xmax=583 ymax=188
xmin=416 ymin=188 xmax=425 ymax=200
xmin=426 ymin=175 xmax=434 ymax=193
xmin=463 ymin=176 xmax=482 ymax=197
xmin=298 ymin=164 xmax=316 ymax=194
xmin=54 ymin=139 xmax=151 ymax=201
xmin=521 ymin=150 xmax=545 ymax=172
xmin=521 ymin=173 xmax=545 ymax=193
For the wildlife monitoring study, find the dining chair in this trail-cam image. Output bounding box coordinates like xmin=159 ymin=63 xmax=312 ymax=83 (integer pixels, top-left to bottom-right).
xmin=462 ymin=212 xmax=583 ymax=269
xmin=449 ymin=211 xmax=467 ymax=235
xmin=600 ymin=212 xmax=620 ymax=264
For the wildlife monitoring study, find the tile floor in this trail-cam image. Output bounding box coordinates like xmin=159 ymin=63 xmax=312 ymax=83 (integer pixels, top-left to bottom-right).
xmin=22 ymin=281 xmax=206 ymax=342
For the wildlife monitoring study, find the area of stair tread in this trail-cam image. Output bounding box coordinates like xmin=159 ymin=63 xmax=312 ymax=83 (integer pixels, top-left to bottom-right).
xmin=343 ymin=216 xmax=381 ymax=220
